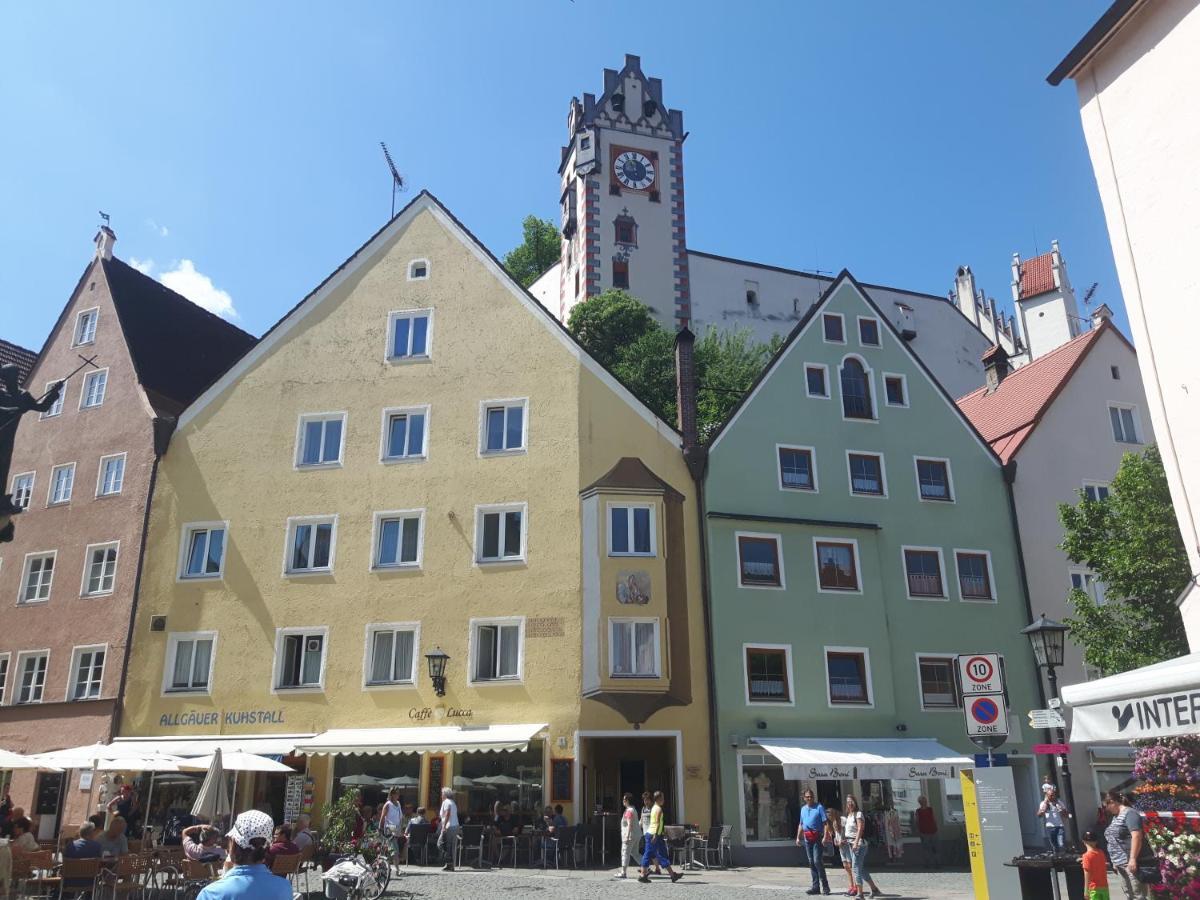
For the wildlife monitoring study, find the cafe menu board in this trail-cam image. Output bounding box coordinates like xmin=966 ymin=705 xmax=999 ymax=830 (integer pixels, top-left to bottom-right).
xmin=283 ymin=774 xmax=305 ymax=824
xmin=551 ymin=758 xmax=573 ymax=804
xmin=427 ymin=755 xmax=445 ymax=811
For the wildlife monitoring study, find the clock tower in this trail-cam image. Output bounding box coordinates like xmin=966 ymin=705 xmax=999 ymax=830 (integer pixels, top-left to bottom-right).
xmin=556 ymin=55 xmax=690 ymax=329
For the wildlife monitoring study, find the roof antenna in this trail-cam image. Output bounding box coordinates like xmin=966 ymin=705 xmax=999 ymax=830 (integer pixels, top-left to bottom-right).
xmin=380 ymin=142 xmax=405 ymax=218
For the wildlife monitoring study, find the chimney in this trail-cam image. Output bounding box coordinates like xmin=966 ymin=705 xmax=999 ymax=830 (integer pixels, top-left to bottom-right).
xmin=1091 ymin=303 xmax=1114 ymax=329
xmin=674 ymin=328 xmax=706 ymax=479
xmin=954 ymin=266 xmax=979 ymax=326
xmin=982 ymin=344 xmax=1011 ymax=393
xmin=94 ymin=226 xmax=116 ymax=261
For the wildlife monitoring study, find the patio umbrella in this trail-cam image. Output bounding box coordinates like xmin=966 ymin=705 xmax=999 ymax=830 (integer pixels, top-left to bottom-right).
xmin=0 ymin=748 xmax=61 ymax=770
xmin=473 ymin=774 xmax=521 ymax=785
xmin=191 ymin=748 xmax=232 ymax=824
xmin=339 ymin=774 xmax=381 ymax=786
xmin=379 ymin=775 xmax=418 ymax=787
xmin=452 ymin=776 xmax=476 ymax=788
xmin=191 ymin=751 xmax=293 ymax=773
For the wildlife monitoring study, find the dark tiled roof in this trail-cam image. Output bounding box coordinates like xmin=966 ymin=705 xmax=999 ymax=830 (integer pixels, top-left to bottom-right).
xmin=0 ymin=339 xmax=37 ymax=386
xmin=102 ymin=257 xmax=257 ymax=416
xmin=582 ymin=457 xmax=683 ymax=498
xmin=1019 ymin=252 xmax=1056 ymax=299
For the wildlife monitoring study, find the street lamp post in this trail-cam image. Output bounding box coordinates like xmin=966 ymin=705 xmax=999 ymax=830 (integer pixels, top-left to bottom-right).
xmin=1021 ymin=613 xmax=1079 ymax=850
xmin=425 ymin=647 xmax=450 ymax=697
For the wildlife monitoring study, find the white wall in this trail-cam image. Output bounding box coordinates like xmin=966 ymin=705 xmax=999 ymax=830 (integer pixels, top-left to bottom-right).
xmin=1072 ymin=0 xmax=1200 ymax=649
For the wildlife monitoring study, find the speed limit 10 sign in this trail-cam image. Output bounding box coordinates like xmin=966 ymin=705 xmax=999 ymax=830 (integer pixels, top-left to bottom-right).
xmin=956 ymin=653 xmax=1005 ymax=696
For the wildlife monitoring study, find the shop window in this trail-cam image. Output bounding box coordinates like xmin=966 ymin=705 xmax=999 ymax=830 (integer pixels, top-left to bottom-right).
xmin=805 ymin=364 xmax=829 ymax=398
xmin=815 ymin=540 xmax=859 ymax=592
xmin=475 ymin=504 xmax=526 ymax=563
xmin=296 ymin=413 xmax=345 ymax=467
xmin=903 ymin=548 xmax=945 ymax=598
xmin=471 ymin=619 xmax=523 ymax=682
xmin=457 ymin=741 xmax=544 ymax=819
xmin=884 ymin=374 xmax=907 ymax=407
xmin=481 ymin=400 xmax=527 ymax=454
xmin=858 ymin=317 xmax=880 ymax=347
xmin=181 ymin=523 xmax=226 ymax=579
xmin=840 ymin=359 xmax=874 ymax=420
xmin=610 ymin=618 xmax=659 ymax=677
xmin=74 ymin=308 xmax=99 ymax=346
xmin=383 ymin=407 xmax=427 ymax=461
xmin=916 ymin=458 xmax=953 ymax=502
xmin=80 ymin=369 xmax=108 ymax=408
xmin=737 ymin=533 xmax=783 ymax=588
xmin=609 ymin=504 xmax=655 ymax=556
xmin=778 ymin=446 xmax=815 ymax=492
xmin=82 ymin=542 xmax=118 ymax=596
xmin=745 ymin=647 xmax=791 ymax=703
xmin=956 ymin=551 xmax=994 ymax=601
xmin=367 ymin=626 xmax=418 ymax=685
xmin=10 ymin=472 xmax=33 ymax=510
xmin=49 ymin=462 xmax=75 ymax=505
xmin=847 ymin=453 xmax=885 ymax=496
xmin=69 ymin=645 xmax=105 ymax=701
xmin=823 ymin=313 xmax=845 ymax=343
xmin=740 ymin=755 xmax=809 ymax=842
xmin=16 ymin=652 xmax=48 ymax=704
xmin=19 ymin=551 xmax=55 ymax=604
xmin=388 ymin=309 xmax=433 ymax=361
xmin=285 ymin=516 xmax=337 ymax=574
xmin=918 ymin=656 xmax=959 ymax=709
xmin=97 ymin=453 xmax=125 ymax=496
xmin=276 ymin=630 xmax=326 ymax=690
xmin=826 ymin=649 xmax=871 ymax=705
xmin=165 ymin=633 xmax=215 ymax=694
xmin=373 ymin=511 xmax=423 ymax=569
xmin=613 ymin=260 xmax=630 ymax=290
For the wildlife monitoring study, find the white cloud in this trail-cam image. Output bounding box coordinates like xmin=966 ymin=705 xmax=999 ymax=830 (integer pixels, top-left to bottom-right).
xmin=128 ymin=257 xmax=154 ymax=275
xmin=159 ymin=259 xmax=238 ymax=320
xmin=146 ymin=218 xmax=169 ymax=238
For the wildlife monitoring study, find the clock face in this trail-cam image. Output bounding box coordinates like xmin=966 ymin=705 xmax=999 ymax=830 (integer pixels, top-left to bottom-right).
xmin=614 ymin=151 xmax=656 ymax=191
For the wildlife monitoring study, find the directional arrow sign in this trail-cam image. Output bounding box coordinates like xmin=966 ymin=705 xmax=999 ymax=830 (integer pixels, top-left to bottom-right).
xmin=964 ymin=693 xmax=1010 ymax=739
xmin=1027 ymin=708 xmax=1067 ymax=730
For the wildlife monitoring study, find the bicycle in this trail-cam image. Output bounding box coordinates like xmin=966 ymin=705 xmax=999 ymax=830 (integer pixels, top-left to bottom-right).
xmin=322 ymin=834 xmax=394 ymax=900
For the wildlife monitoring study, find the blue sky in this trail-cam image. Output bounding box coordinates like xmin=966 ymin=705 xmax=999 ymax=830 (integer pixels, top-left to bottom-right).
xmin=0 ymin=1 xmax=1118 ymax=351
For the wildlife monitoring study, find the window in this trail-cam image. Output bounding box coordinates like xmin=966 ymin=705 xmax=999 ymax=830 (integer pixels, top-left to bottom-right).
xmin=40 ymin=381 xmax=64 ymax=418
xmin=481 ymin=400 xmax=526 ymax=454
xmin=825 ymin=649 xmax=871 ymax=705
xmin=0 ymin=654 xmax=8 ymax=705
xmin=20 ymin=552 xmax=55 ymax=603
xmin=16 ymin=652 xmax=48 ymax=704
xmin=903 ymin=548 xmax=945 ymax=598
xmin=10 ymin=472 xmax=33 ymax=510
xmin=823 ymin=313 xmax=845 ymax=343
xmin=612 ymin=260 xmax=629 ymax=289
xmin=1111 ymin=365 xmax=1121 ymax=380
xmin=916 ymin=458 xmax=954 ymax=502
xmin=97 ymin=454 xmax=125 ymax=496
xmin=840 ymin=358 xmax=874 ymax=419
xmin=296 ymin=413 xmax=345 ymax=467
xmin=1083 ymin=482 xmax=1111 ymax=502
xmin=615 ymin=219 xmax=636 ymax=246
xmin=407 ymin=259 xmax=429 ymax=281
xmin=778 ymin=446 xmax=816 ymax=492
xmin=367 ymin=625 xmax=418 ymax=685
xmin=74 ymin=308 xmax=98 ymax=345
xmin=180 ymin=524 xmax=226 ymax=579
xmin=737 ymin=533 xmax=783 ymax=588
xmin=166 ymin=634 xmax=215 ymax=694
xmin=956 ymin=551 xmax=994 ymax=601
xmin=471 ymin=619 xmax=522 ymax=682
xmin=745 ymin=646 xmax=792 ymax=704
xmin=847 ymin=452 xmax=885 ymax=496
xmin=609 ymin=504 xmax=655 ymax=556
xmin=884 ymin=374 xmax=907 ymax=407
xmin=387 ymin=309 xmax=432 ymax=361
xmin=815 ymin=540 xmax=860 ymax=592
xmin=476 ymin=505 xmax=526 ymax=563
xmin=69 ymin=646 xmax=105 ymax=701
xmin=382 ymin=407 xmax=427 ymax=461
xmin=918 ymin=656 xmax=960 ymax=709
xmin=1109 ymin=405 xmax=1139 ymax=444
xmin=48 ymin=463 xmax=75 ymax=505
xmin=805 ymin=365 xmax=829 ymax=398
xmin=80 ymin=369 xmax=107 ymax=408
xmin=1070 ymin=569 xmax=1107 ymax=606
xmin=285 ymin=516 xmax=337 ymax=574
xmin=858 ymin=317 xmax=880 ymax=347
xmin=82 ymin=543 xmax=118 ymax=596
xmin=276 ymin=630 xmax=326 ymax=690
xmin=611 ymin=619 xmax=659 ymax=677
xmin=373 ymin=511 xmax=423 ymax=569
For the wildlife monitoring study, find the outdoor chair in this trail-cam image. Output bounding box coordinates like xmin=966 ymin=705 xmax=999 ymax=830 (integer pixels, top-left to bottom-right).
xmin=692 ymin=826 xmax=725 ymax=869
xmin=539 ymin=826 xmax=573 ymax=870
xmin=455 ymin=825 xmax=487 ymax=869
xmin=94 ymin=852 xmax=151 ymax=899
xmin=296 ymin=843 xmax=319 ymax=894
xmin=270 ymin=851 xmax=302 ymax=890
xmin=57 ymin=857 xmax=101 ymax=899
xmin=571 ymin=825 xmax=593 ymax=869
xmin=497 ymin=831 xmax=529 ymax=869
xmin=13 ymin=851 xmax=59 ymax=899
xmin=403 ymin=824 xmax=430 ymax=866
xmin=663 ymin=826 xmax=689 ymax=868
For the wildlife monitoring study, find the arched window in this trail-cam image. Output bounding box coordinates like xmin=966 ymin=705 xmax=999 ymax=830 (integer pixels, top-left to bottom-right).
xmin=840 ymin=358 xmax=874 ymax=420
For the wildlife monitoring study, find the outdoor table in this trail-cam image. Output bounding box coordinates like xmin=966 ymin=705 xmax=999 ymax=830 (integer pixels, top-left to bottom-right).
xmin=1004 ymin=853 xmax=1085 ymax=900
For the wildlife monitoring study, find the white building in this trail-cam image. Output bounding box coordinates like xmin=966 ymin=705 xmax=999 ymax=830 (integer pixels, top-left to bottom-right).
xmin=1050 ymin=0 xmax=1200 ymax=647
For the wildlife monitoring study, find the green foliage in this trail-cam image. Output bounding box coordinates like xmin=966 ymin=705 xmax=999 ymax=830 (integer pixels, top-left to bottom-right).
xmin=1058 ymin=445 xmax=1191 ymax=676
xmin=502 ymin=216 xmax=560 ymax=288
xmin=320 ymin=791 xmax=378 ymax=862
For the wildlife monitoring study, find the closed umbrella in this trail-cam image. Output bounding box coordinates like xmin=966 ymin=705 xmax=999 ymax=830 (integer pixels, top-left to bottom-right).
xmin=191 ymin=748 xmax=232 ymax=824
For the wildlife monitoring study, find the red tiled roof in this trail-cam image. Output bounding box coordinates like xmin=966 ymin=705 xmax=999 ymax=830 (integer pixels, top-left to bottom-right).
xmin=1019 ymin=252 xmax=1056 ymax=299
xmin=0 ymin=338 xmax=37 ymax=386
xmin=956 ymin=325 xmax=1108 ymax=463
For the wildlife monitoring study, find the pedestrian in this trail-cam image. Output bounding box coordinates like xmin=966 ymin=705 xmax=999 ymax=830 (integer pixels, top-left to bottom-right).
xmin=1038 ymin=787 xmax=1070 ymax=852
xmin=796 ymin=789 xmax=830 ymax=895
xmin=378 ymin=788 xmax=404 ymax=870
xmin=1102 ymin=790 xmax=1154 ymax=899
xmin=1081 ymin=829 xmax=1110 ymax=900
xmin=639 ymin=792 xmax=659 ymax=874
xmin=638 ymin=790 xmax=682 ymax=883
xmin=915 ymin=796 xmax=939 ymax=866
xmin=196 ymin=810 xmax=291 ymax=900
xmin=437 ymin=786 xmax=460 ymax=872
xmin=843 ymin=795 xmax=881 ymax=898
xmin=614 ymin=792 xmax=641 ymax=879
xmin=826 ymin=808 xmax=854 ymax=896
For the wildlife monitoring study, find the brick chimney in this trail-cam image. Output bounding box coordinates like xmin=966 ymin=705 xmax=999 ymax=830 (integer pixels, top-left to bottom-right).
xmin=674 ymin=327 xmax=706 ymax=479
xmin=982 ymin=344 xmax=1011 ymax=393
xmin=94 ymin=226 xmax=116 ymax=261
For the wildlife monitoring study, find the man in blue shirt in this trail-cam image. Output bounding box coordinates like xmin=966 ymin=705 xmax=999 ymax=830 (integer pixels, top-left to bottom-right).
xmin=63 ymin=822 xmax=104 ymax=859
xmin=795 ymin=790 xmax=829 ymax=895
xmin=197 ymin=810 xmax=292 ymax=900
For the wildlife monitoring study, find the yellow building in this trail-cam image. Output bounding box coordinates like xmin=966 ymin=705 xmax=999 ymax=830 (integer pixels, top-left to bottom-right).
xmin=117 ymin=192 xmax=711 ymax=834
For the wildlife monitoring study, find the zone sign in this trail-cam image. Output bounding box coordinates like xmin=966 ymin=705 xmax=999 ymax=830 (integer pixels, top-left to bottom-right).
xmin=965 ymin=694 xmax=1010 ymax=739
xmin=956 ymin=653 xmax=1004 ymax=696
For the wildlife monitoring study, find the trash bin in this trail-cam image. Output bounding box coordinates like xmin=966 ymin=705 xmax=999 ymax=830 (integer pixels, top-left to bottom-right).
xmin=1006 ymin=854 xmax=1086 ymax=900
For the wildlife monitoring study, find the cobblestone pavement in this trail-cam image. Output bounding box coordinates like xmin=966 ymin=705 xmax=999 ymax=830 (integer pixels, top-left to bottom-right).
xmin=376 ymin=865 xmax=977 ymax=899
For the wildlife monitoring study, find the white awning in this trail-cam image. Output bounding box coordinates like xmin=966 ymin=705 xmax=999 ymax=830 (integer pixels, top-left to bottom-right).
xmin=1061 ymin=652 xmax=1200 ymax=742
xmin=109 ymin=734 xmax=314 ymax=758
xmin=295 ymin=723 xmax=548 ymax=756
xmin=752 ymin=738 xmax=971 ymax=781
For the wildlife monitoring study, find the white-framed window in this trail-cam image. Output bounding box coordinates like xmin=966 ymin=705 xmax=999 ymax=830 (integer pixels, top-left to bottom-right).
xmin=1083 ymin=481 xmax=1111 ymax=502
xmin=610 ymin=618 xmax=660 ymax=678
xmin=825 ymin=646 xmax=873 ymax=707
xmin=19 ymin=551 xmax=55 ymax=604
xmin=884 ymin=373 xmax=908 ymax=407
xmin=10 ymin=472 xmax=34 ymax=510
xmin=48 ymin=462 xmax=75 ymax=505
xmin=805 ymin=364 xmax=829 ymax=399
xmin=743 ymin=643 xmax=794 ymax=706
xmin=407 ymin=259 xmax=430 ymax=281
xmin=840 ymin=357 xmax=876 ymax=421
xmin=371 ymin=510 xmax=424 ymax=570
xmin=365 ymin=623 xmax=420 ymax=687
xmin=736 ymin=531 xmax=785 ymax=589
xmin=777 ymin=444 xmax=817 ymax=492
xmin=480 ymin=399 xmax=528 ymax=454
xmin=0 ymin=653 xmax=9 ymax=705
xmin=1070 ymin=568 xmax=1107 ymax=606
xmin=74 ymin=308 xmax=99 ymax=346
xmin=608 ymin=503 xmax=656 ymax=556
xmin=164 ymin=632 xmax=216 ymax=695
xmin=380 ymin=406 xmax=428 ymax=462
xmin=15 ymin=651 xmax=48 ymax=705
xmin=274 ymin=628 xmax=328 ymax=692
xmin=295 ymin=413 xmax=346 ymax=468
xmin=915 ymin=654 xmax=960 ymax=710
xmin=813 ymin=537 xmax=862 ymax=594
xmin=387 ymin=309 xmax=433 ymax=361
xmin=857 ymin=316 xmax=881 ymax=347
xmin=915 ymin=457 xmax=954 ymax=502
xmin=955 ymin=549 xmax=995 ymax=602
xmin=68 ymin=645 xmax=106 ymax=701
xmin=81 ymin=542 xmax=119 ymax=597
xmin=470 ymin=617 xmax=524 ymax=683
xmin=96 ymin=453 xmax=126 ymax=496
xmin=822 ymin=313 xmax=845 ymax=344
xmin=284 ymin=516 xmax=337 ymax=575
xmin=902 ymin=546 xmax=947 ymax=600
xmin=1108 ymin=404 xmax=1141 ymax=444
xmin=474 ymin=503 xmax=526 ymax=564
xmin=39 ymin=381 xmax=64 ymax=418
xmin=80 ymin=369 xmax=108 ymax=409
xmin=179 ymin=523 xmax=227 ymax=579
xmin=846 ymin=451 xmax=886 ymax=497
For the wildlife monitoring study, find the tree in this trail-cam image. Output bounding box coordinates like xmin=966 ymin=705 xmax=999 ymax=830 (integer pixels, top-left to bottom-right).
xmin=1058 ymin=445 xmax=1191 ymax=675
xmin=502 ymin=216 xmax=560 ymax=288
